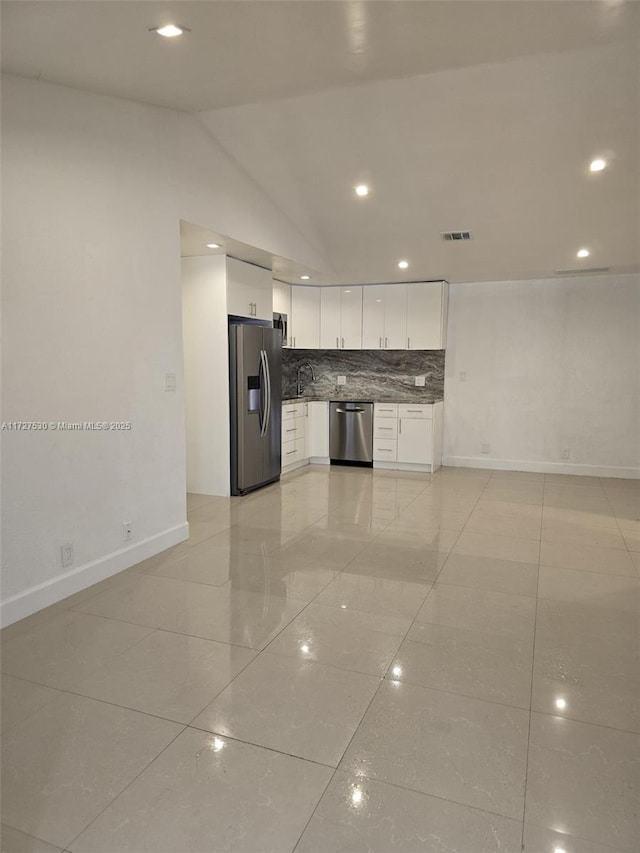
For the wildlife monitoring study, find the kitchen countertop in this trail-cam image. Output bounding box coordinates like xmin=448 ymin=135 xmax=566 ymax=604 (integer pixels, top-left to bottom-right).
xmin=282 ymin=395 xmax=444 ymax=404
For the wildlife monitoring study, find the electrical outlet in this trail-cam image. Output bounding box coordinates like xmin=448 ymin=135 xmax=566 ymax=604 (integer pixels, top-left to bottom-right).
xmin=165 ymin=372 xmax=176 ymax=392
xmin=61 ymin=541 xmax=74 ymax=568
xmin=481 ymin=443 xmax=491 ymax=455
xmin=123 ymin=521 xmax=133 ymax=542
xmin=561 ymin=448 xmax=570 ymax=460
xmin=459 ymin=371 xmax=467 ymax=382
xmin=337 ymin=375 xmax=347 ymax=386
xmin=414 ymin=375 xmax=426 ymax=387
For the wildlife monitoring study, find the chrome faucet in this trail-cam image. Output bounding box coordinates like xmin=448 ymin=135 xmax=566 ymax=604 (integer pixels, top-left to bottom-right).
xmin=296 ymin=364 xmax=316 ymax=396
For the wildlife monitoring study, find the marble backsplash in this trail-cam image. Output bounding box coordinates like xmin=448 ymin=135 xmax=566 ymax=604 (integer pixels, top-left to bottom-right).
xmin=282 ymin=349 xmax=445 ymax=402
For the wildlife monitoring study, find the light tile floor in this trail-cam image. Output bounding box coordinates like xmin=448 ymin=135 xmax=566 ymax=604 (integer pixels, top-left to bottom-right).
xmin=1 ymin=465 xmax=639 ymax=852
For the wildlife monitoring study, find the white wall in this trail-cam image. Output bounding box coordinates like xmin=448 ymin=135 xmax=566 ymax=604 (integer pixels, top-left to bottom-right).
xmin=443 ymin=274 xmax=640 ymax=477
xmin=1 ymin=75 xmax=330 ymax=626
xmin=182 ymin=256 xmax=230 ymax=496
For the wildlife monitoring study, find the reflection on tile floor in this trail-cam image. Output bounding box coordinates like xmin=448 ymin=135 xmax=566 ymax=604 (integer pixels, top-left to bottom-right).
xmin=1 ymin=465 xmax=639 ymax=852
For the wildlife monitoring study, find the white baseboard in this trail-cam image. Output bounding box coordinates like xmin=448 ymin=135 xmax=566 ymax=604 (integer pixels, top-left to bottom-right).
xmin=0 ymin=522 xmax=190 ymax=628
xmin=373 ymin=461 xmax=433 ymax=473
xmin=281 ymin=458 xmax=310 ymax=475
xmin=441 ymin=456 xmax=640 ymax=479
xmin=309 ymin=457 xmax=330 ymax=465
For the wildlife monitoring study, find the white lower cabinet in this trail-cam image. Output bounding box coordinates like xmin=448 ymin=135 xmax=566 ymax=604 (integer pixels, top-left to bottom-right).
xmin=374 ymin=402 xmax=443 ymax=472
xmin=373 ymin=403 xmax=398 ymax=463
xmin=281 ymin=402 xmax=307 ymax=472
xmin=307 ymin=401 xmax=329 ymax=460
xmin=373 ymin=437 xmax=398 ymax=462
xmin=398 ymin=417 xmax=433 ymax=465
xmin=281 ymin=401 xmax=330 ymax=472
xmin=281 ymin=400 xmax=442 ymax=475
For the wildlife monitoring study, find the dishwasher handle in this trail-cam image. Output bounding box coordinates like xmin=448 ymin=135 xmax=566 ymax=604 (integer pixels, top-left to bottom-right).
xmin=335 ymin=407 xmax=365 ymax=414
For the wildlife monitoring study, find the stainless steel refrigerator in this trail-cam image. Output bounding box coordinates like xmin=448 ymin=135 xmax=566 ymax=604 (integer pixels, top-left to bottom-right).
xmin=229 ymin=322 xmax=282 ymax=496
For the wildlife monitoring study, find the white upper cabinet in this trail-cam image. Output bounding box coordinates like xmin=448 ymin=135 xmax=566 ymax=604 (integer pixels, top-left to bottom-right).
xmin=340 ymin=287 xmax=363 ymax=348
xmin=290 ymin=286 xmax=320 ymax=349
xmin=295 ymin=281 xmax=448 ymax=351
xmin=319 ymin=287 xmax=341 ymax=349
xmin=362 ymin=285 xmax=386 ymax=349
xmin=406 ymin=282 xmax=449 ymax=349
xmin=362 ymin=283 xmax=407 ymax=349
xmin=320 ymin=286 xmax=362 ymax=349
xmin=226 ymin=257 xmax=272 ymax=321
xmin=273 ymin=280 xmax=291 ymax=317
xmin=384 ymin=284 xmax=408 ymax=348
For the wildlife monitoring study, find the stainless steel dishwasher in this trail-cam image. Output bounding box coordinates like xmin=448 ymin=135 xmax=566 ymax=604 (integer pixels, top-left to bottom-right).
xmin=329 ymin=401 xmax=374 ymax=466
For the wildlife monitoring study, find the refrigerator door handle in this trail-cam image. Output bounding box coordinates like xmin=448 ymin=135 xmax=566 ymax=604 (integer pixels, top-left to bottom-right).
xmin=258 ymin=350 xmax=268 ymax=436
xmin=262 ymin=349 xmax=272 ymax=436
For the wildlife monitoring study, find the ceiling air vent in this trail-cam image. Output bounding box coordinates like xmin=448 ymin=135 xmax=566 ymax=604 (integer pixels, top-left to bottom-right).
xmin=441 ymin=230 xmax=472 ymax=241
xmin=555 ymin=267 xmax=611 ymax=276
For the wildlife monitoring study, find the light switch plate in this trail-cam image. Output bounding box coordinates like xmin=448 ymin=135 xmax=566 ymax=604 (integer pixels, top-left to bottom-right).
xmin=415 ymin=375 xmax=426 ymax=387
xmin=337 ymin=375 xmax=347 ymax=385
xmin=165 ymin=372 xmax=177 ymax=392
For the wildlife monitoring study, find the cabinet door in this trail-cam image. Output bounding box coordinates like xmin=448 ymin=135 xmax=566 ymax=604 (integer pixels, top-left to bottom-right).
xmin=397 ymin=417 xmax=433 ymax=464
xmin=320 ymin=287 xmax=341 ymax=349
xmin=307 ymin=401 xmax=329 ymax=458
xmin=340 ymin=286 xmax=363 ymax=349
xmin=254 ymin=283 xmax=273 ymax=321
xmin=290 ymin=286 xmax=320 ymax=349
xmin=273 ymin=281 xmax=291 ymax=316
xmin=406 ymin=282 xmax=445 ymax=349
xmin=226 ymin=257 xmax=272 ymax=320
xmin=383 ymin=284 xmax=408 ymax=349
xmin=362 ymin=285 xmax=386 ymax=349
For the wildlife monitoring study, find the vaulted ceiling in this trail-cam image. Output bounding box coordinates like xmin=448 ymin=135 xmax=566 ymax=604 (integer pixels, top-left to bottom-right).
xmin=3 ymin=1 xmax=639 ymax=283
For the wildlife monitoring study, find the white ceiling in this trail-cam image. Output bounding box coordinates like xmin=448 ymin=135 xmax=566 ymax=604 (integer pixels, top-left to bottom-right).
xmin=3 ymin=1 xmax=639 ymax=284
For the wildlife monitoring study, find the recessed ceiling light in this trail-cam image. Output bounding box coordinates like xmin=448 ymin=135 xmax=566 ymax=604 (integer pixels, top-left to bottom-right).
xmin=355 ymin=184 xmax=369 ymax=197
xmin=205 ymin=242 xmax=220 ymax=249
xmin=576 ymin=248 xmax=590 ymax=258
xmin=152 ymin=24 xmax=188 ymax=38
xmin=589 ymin=158 xmax=607 ymax=172
xmin=300 ymin=274 xmax=311 ymax=280
xmin=398 ymin=260 xmax=409 ymax=269
xmin=555 ymin=698 xmax=567 ymax=710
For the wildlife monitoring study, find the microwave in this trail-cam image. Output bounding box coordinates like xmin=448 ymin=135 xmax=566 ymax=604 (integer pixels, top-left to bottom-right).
xmin=273 ymin=312 xmax=288 ymax=347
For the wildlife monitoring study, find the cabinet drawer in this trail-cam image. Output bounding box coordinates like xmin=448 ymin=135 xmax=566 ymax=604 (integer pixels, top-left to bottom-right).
xmin=374 ymin=403 xmax=398 ymax=418
xmin=374 ymin=421 xmax=398 ymax=439
xmin=283 ymin=402 xmax=304 ymax=420
xmin=282 ymin=416 xmax=305 ymax=441
xmin=282 ymin=437 xmax=305 ymax=465
xmin=373 ymin=438 xmax=398 ymax=462
xmin=398 ymin=404 xmax=432 ymax=419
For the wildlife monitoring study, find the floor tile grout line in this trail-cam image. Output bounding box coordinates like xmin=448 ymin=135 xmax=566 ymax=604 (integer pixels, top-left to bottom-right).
xmin=5 ymin=682 xmax=199 ymax=730
xmin=601 ymin=476 xmax=637 ymax=559
xmin=519 ymin=480 xmax=544 ymax=851
xmin=184 ymin=723 xmax=340 ymax=770
xmin=299 ymin=470 xmax=501 ymax=846
xmin=182 ymin=502 xmax=403 ymax=748
xmin=0 ymin=822 xmax=68 ymax=852
xmin=63 ymin=722 xmax=189 ymax=852
xmin=7 ymin=466 xmax=639 ymax=851
xmin=288 ymin=469 xmax=446 ymax=851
